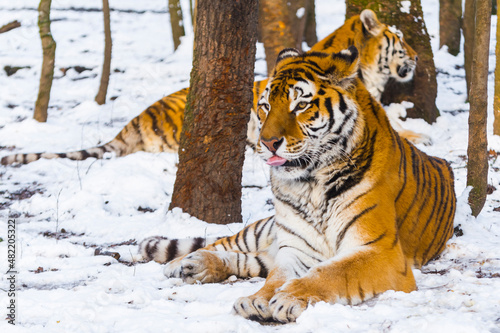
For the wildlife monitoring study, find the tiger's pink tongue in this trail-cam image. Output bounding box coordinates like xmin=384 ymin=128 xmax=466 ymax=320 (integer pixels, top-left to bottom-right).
xmin=266 ymin=155 xmax=287 ymax=166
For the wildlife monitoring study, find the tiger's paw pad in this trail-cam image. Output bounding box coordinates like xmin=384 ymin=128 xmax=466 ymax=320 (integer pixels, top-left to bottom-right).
xmin=268 ymin=292 xmax=307 ymax=323
xmin=232 ymin=295 xmax=272 ymax=322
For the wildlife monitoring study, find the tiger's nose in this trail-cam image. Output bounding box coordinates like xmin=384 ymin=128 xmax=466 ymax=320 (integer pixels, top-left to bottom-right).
xmin=261 ymin=137 xmax=284 ymax=154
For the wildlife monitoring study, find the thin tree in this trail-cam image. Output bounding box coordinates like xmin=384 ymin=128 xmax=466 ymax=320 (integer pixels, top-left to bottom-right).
xmin=34 ymin=0 xmax=56 ymax=122
xmin=168 ymin=0 xmax=185 ymax=50
xmin=304 ymin=0 xmax=318 ymax=47
xmin=439 ymin=0 xmax=462 ymax=56
xmin=463 ymin=0 xmax=475 ymax=100
xmin=260 ymin=0 xmax=296 ymax=75
xmin=495 ymin=0 xmax=500 ymax=136
xmin=169 ymin=0 xmax=258 ymax=224
xmin=95 ymin=0 xmax=112 ymax=105
xmin=346 ymin=0 xmax=440 ymax=123
xmin=288 ymin=0 xmax=318 ymax=49
xmin=467 ymin=0 xmax=491 ymax=217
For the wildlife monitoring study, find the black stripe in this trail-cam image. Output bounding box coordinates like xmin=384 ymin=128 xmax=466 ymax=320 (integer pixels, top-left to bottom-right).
xmin=166 ymin=239 xmax=178 ymax=262
xmin=358 ymin=282 xmax=365 ymax=300
xmin=242 ymin=226 xmax=251 ymax=251
xmin=394 ymin=135 xmax=407 ymax=204
xmin=324 ymin=97 xmax=335 ymax=132
xmin=254 ymin=256 xmax=268 ymax=277
xmin=363 ymin=232 xmax=386 ymax=246
xmin=276 ymin=222 xmax=320 ymax=254
xmin=190 ymin=237 xmax=205 ymax=253
xmin=146 ymin=238 xmax=160 ymax=260
xmin=337 ymin=90 xmax=347 ymax=114
xmin=336 ymin=204 xmax=377 ymax=250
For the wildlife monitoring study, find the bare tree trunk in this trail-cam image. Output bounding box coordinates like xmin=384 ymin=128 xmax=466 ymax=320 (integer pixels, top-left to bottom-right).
xmin=189 ymin=0 xmax=194 ymax=27
xmin=463 ymin=0 xmax=475 ymax=100
xmin=169 ymin=0 xmax=258 ymax=224
xmin=260 ymin=0 xmax=296 ymax=74
xmin=346 ymin=0 xmax=440 ymax=123
xmin=467 ymin=0 xmax=491 ymax=217
xmin=95 ymin=0 xmax=112 ymax=105
xmin=168 ymin=0 xmax=185 ymax=50
xmin=439 ymin=0 xmax=462 ymax=56
xmin=304 ymin=0 xmax=318 ymax=47
xmin=289 ymin=0 xmax=308 ymax=50
xmin=34 ymin=0 xmax=56 ymax=123
xmin=495 ymin=0 xmax=500 ymax=136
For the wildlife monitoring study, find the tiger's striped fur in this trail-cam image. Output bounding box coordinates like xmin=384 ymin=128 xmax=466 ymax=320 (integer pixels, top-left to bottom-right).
xmin=1 ymin=88 xmax=188 ymax=165
xmin=139 ymin=47 xmax=456 ymax=323
xmin=1 ymin=10 xmax=427 ymax=166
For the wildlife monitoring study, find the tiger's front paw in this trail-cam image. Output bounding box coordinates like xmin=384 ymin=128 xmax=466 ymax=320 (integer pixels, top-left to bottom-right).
xmin=232 ymin=295 xmax=273 ymax=322
xmin=268 ymin=292 xmax=307 ymax=323
xmin=164 ymin=250 xmax=230 ymax=284
xmin=268 ymin=278 xmax=318 ymax=323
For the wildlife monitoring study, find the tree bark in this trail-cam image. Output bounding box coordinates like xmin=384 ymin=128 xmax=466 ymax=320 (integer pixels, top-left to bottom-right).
xmin=467 ymin=0 xmax=491 ymax=217
xmin=346 ymin=0 xmax=440 ymax=123
xmin=34 ymin=0 xmax=56 ymax=123
xmin=169 ymin=0 xmax=258 ymax=224
xmin=260 ymin=0 xmax=296 ymax=75
xmin=495 ymin=0 xmax=500 ymax=136
xmin=168 ymin=0 xmax=185 ymax=50
xmin=289 ymin=0 xmax=308 ymax=50
xmin=95 ymin=0 xmax=112 ymax=105
xmin=0 ymin=20 xmax=21 ymax=34
xmin=463 ymin=0 xmax=475 ymax=100
xmin=304 ymin=0 xmax=318 ymax=47
xmin=439 ymin=0 xmax=462 ymax=56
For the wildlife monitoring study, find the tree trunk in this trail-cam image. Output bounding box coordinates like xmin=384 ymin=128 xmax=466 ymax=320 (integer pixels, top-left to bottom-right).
xmin=260 ymin=0 xmax=296 ymax=75
xmin=439 ymin=0 xmax=462 ymax=56
xmin=34 ymin=0 xmax=56 ymax=123
xmin=189 ymin=0 xmax=195 ymax=28
xmin=463 ymin=0 xmax=475 ymax=100
xmin=304 ymin=0 xmax=318 ymax=47
xmin=467 ymin=0 xmax=491 ymax=217
xmin=169 ymin=0 xmax=258 ymax=224
xmin=346 ymin=0 xmax=440 ymax=124
xmin=289 ymin=0 xmax=308 ymax=50
xmin=168 ymin=0 xmax=185 ymax=50
xmin=495 ymin=0 xmax=500 ymax=136
xmin=95 ymin=0 xmax=112 ymax=105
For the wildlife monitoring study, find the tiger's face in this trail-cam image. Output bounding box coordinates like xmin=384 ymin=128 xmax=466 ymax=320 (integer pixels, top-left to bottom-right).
xmin=382 ymin=26 xmax=417 ymax=82
xmin=256 ymin=47 xmax=362 ymax=180
xmin=358 ymin=9 xmax=418 ymax=84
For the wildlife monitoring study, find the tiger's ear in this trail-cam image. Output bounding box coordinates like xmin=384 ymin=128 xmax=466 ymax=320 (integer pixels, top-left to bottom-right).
xmin=276 ymin=48 xmax=301 ymax=63
xmin=360 ymin=9 xmax=383 ymax=36
xmin=326 ymin=46 xmax=360 ymax=89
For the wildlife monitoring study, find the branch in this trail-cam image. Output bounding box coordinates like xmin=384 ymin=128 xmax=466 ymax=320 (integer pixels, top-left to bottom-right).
xmin=0 ymin=20 xmax=21 ymax=34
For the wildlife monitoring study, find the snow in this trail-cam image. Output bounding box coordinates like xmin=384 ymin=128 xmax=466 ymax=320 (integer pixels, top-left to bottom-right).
xmin=400 ymin=1 xmax=412 ymax=14
xmin=0 ymin=0 xmax=499 ymax=332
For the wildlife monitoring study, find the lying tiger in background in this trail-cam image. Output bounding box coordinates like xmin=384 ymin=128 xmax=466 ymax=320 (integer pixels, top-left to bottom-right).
xmin=1 ymin=9 xmax=428 ymax=166
xmin=139 ymin=47 xmax=456 ymax=323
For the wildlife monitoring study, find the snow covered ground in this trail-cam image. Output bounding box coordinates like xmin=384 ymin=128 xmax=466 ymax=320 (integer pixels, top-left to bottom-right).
xmin=0 ymin=0 xmax=499 ymax=332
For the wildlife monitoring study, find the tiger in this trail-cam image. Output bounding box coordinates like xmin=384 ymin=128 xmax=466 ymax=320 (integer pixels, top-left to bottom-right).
xmin=138 ymin=46 xmax=456 ymax=323
xmin=1 ymin=9 xmax=427 ymax=166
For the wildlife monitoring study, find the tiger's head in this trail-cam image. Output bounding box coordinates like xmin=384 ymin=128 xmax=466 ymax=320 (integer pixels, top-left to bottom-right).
xmin=256 ymin=47 xmax=364 ymax=180
xmin=357 ymin=9 xmax=418 ymax=87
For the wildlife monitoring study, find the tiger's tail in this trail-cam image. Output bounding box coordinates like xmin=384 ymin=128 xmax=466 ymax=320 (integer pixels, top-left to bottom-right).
xmin=0 ymin=136 xmax=134 ymax=166
xmin=137 ymin=236 xmax=220 ymax=264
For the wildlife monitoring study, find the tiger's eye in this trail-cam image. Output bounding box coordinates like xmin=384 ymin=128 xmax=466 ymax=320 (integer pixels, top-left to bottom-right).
xmin=297 ymin=101 xmax=308 ymax=109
